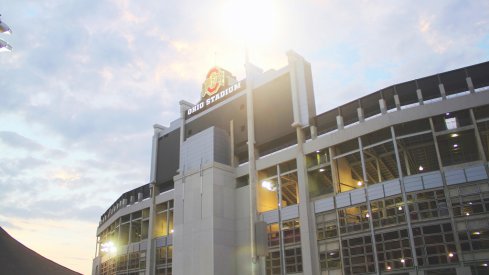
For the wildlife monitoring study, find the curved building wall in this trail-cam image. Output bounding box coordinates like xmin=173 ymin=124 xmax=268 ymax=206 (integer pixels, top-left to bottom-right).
xmin=93 ymin=56 xmax=489 ymax=275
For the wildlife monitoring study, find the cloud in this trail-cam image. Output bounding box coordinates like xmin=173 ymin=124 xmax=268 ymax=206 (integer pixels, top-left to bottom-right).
xmin=0 ymin=131 xmax=44 ymax=151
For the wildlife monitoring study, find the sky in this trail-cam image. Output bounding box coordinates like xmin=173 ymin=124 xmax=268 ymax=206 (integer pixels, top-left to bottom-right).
xmin=0 ymin=0 xmax=488 ymax=274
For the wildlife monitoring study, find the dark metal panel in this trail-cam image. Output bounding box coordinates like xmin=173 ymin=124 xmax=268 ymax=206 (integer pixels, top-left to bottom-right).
xmin=467 ymin=62 xmax=489 ymax=89
xmin=156 ymin=129 xmax=180 ymax=186
xmin=417 ymin=75 xmax=440 ymax=101
xmin=360 ymin=92 xmax=382 ymax=119
xmin=253 ymin=73 xmax=296 ymax=154
xmin=340 ymin=100 xmax=359 ymax=126
xmin=395 ymin=80 xmax=418 ymax=106
xmin=439 ymin=68 xmax=467 ymax=95
xmin=315 ymin=109 xmax=338 ymax=135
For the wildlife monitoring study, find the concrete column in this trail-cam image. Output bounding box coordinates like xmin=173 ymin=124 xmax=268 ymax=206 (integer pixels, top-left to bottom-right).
xmin=466 ymin=77 xmax=475 ymax=93
xmin=417 ymin=89 xmax=424 ymax=105
xmin=310 ymin=125 xmax=318 ymax=140
xmin=336 ymin=115 xmax=344 ymax=130
xmin=245 ymin=61 xmax=262 ymax=275
xmin=439 ymin=83 xmax=447 ymax=99
xmin=394 ymin=94 xmax=401 ymax=110
xmin=379 ymin=99 xmax=387 ymax=114
xmin=358 ymin=137 xmax=380 ymax=275
xmin=390 ymin=126 xmax=419 ymax=269
xmin=288 ymin=51 xmax=320 ymax=275
xmin=470 ymin=108 xmax=487 ymax=162
xmin=429 ymin=118 xmax=466 ymax=266
xmin=357 ymin=107 xmax=365 ymax=123
xmin=293 ymin=124 xmax=320 ymax=275
xmin=145 ymin=124 xmax=165 ymax=275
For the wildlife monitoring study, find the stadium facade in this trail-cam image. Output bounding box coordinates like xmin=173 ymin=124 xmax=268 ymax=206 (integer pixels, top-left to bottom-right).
xmin=92 ymin=52 xmax=489 ymax=275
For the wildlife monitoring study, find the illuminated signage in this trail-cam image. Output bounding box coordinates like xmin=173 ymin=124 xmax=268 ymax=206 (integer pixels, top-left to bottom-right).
xmin=186 ymin=68 xmax=245 ymax=118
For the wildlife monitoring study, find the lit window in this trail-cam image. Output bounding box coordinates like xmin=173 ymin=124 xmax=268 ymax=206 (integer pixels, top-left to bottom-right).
xmin=445 ymin=117 xmax=458 ymax=130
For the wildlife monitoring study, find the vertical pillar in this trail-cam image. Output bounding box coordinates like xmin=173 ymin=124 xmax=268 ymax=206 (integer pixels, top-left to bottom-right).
xmin=145 ymin=124 xmax=166 ymax=275
xmin=417 ymin=89 xmax=424 ymax=105
xmin=394 ymin=94 xmax=401 ymax=110
xmin=336 ymin=115 xmax=344 ymax=130
xmin=358 ymin=137 xmax=380 ymax=275
xmin=439 ymin=83 xmax=447 ymax=99
xmin=357 ymin=107 xmax=365 ymax=123
xmin=230 ymin=120 xmax=235 ymax=167
xmin=379 ymin=99 xmax=387 ymax=114
xmin=466 ymin=77 xmax=475 ymax=94
xmin=429 ymin=118 xmax=465 ymax=267
xmin=310 ymin=125 xmax=318 ymax=140
xmin=470 ymin=109 xmax=486 ymax=162
xmin=245 ymin=61 xmax=261 ymax=275
xmin=288 ymin=51 xmax=320 ymax=275
xmin=390 ymin=126 xmax=419 ymax=269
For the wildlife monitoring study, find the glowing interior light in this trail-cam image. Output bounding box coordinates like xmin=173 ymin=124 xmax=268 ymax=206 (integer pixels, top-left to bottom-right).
xmin=261 ymin=180 xmax=276 ymax=191
xmin=319 ymin=168 xmax=325 ymax=172
xmin=453 ymin=144 xmax=459 ymax=148
xmin=446 ymin=112 xmax=450 ymax=116
xmin=483 ymin=263 xmax=488 ymax=267
xmin=418 ymin=165 xmax=424 ymax=171
xmin=466 ymin=212 xmax=470 ymax=216
xmin=365 ymin=213 xmax=370 ymax=218
xmin=448 ymin=252 xmax=454 ymax=257
xmin=473 ymin=231 xmax=480 ymax=235
xmin=357 ymin=181 xmax=363 ymax=186
xmin=398 ymin=206 xmax=403 ymax=211
xmin=170 ymin=229 xmax=174 ymax=233
xmin=450 ymin=133 xmax=459 ymax=138
xmin=386 ymin=266 xmax=392 ymax=270
xmin=400 ymin=258 xmax=405 ymax=263
xmin=316 ymin=150 xmax=320 ymax=153
xmin=468 ymin=202 xmax=473 ymax=205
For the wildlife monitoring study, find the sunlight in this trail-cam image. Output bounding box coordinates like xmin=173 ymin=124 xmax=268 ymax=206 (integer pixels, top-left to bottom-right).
xmin=220 ymin=0 xmax=280 ymax=46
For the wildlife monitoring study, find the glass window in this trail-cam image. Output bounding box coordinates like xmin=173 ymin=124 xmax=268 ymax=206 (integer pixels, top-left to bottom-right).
xmin=338 ymin=204 xmax=370 ymax=234
xmin=433 ymin=110 xmax=472 ymax=132
xmin=363 ymin=140 xmax=399 ymax=184
xmin=308 ymin=165 xmax=334 ymax=197
xmin=397 ymin=133 xmax=439 ymax=175
xmin=413 ymin=223 xmax=458 ymax=267
xmin=437 ymin=130 xmax=479 ymax=166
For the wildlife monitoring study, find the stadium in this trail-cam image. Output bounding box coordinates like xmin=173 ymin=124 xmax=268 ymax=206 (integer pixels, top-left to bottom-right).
xmin=92 ymin=52 xmax=489 ymax=275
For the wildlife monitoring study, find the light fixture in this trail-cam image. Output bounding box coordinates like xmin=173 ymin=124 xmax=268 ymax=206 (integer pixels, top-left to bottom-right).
xmin=446 ymin=112 xmax=450 ymax=116
xmin=418 ymin=165 xmax=424 ymax=171
xmin=0 ymin=38 xmax=12 ymax=52
xmin=0 ymin=16 xmax=12 ymax=34
xmin=473 ymin=231 xmax=480 ymax=235
xmin=261 ymin=180 xmax=276 ymax=192
xmin=319 ymin=168 xmax=325 ymax=172
xmin=448 ymin=252 xmax=454 ymax=258
xmin=316 ymin=150 xmax=320 ymax=153
xmin=170 ymin=229 xmax=174 ymax=233
xmin=466 ymin=212 xmax=470 ymax=216
xmin=468 ymin=202 xmax=473 ymax=205
xmin=400 ymin=258 xmax=405 ymax=263
xmin=450 ymin=133 xmax=459 ymax=138
xmin=483 ymin=263 xmax=488 ymax=267
xmin=357 ymin=181 xmax=363 ymax=186
xmin=453 ymin=144 xmax=459 ymax=148
xmin=386 ymin=266 xmax=391 ymax=270
xmin=398 ymin=206 xmax=403 ymax=211
xmin=365 ymin=213 xmax=370 ymax=218
xmin=329 ymin=252 xmax=335 ymax=256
